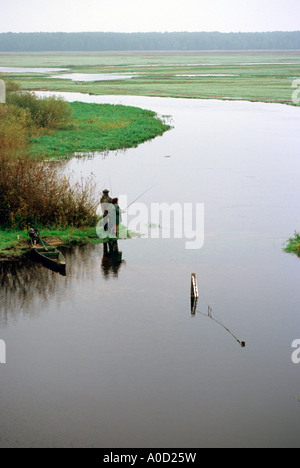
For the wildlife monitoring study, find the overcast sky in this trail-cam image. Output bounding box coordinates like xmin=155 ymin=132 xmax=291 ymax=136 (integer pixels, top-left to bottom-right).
xmin=0 ymin=0 xmax=299 ymax=33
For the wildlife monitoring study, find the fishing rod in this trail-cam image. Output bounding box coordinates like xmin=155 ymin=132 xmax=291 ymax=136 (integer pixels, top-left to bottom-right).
xmin=123 ymin=183 xmax=158 ymax=213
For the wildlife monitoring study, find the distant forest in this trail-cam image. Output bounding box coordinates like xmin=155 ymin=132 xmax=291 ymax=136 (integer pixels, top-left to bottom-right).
xmin=0 ymin=31 xmax=300 ymax=52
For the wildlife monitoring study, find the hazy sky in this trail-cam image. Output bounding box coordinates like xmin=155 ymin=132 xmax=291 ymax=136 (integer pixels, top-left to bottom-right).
xmin=0 ymin=0 xmax=299 ymax=33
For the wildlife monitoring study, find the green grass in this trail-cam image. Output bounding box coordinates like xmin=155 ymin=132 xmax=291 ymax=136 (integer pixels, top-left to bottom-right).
xmin=0 ymin=224 xmax=133 ymax=260
xmin=0 ymin=230 xmax=27 ymax=258
xmin=1 ymin=51 xmax=299 ymax=105
xmin=29 ymin=101 xmax=170 ymax=158
xmin=285 ymin=232 xmax=300 ymax=257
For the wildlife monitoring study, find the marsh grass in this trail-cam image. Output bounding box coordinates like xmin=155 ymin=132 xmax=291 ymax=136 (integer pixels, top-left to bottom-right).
xmin=3 ymin=51 xmax=299 ymax=105
xmin=0 ymin=224 xmax=134 ymax=259
xmin=285 ymin=232 xmax=300 ymax=257
xmin=29 ymin=101 xmax=171 ymax=158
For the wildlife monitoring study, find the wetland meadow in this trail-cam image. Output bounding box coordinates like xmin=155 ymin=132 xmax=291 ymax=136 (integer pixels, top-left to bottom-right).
xmin=0 ymin=51 xmax=300 ymax=448
xmin=1 ymin=50 xmax=300 ymax=104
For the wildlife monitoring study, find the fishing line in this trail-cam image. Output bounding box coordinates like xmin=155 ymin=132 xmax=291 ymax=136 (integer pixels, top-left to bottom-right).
xmin=193 ymin=284 xmax=245 ymax=348
xmin=123 ymin=182 xmax=159 ymax=212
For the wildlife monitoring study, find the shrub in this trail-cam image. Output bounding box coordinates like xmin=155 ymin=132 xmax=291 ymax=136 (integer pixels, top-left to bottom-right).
xmin=5 ymin=79 xmax=21 ymax=94
xmin=0 ymin=104 xmax=31 ymax=155
xmin=7 ymin=92 xmax=73 ymax=130
xmin=0 ymin=151 xmax=99 ymax=228
xmin=36 ymin=95 xmax=73 ymax=129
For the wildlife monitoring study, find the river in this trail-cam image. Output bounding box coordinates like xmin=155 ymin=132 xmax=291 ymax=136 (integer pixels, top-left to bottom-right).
xmin=0 ymin=94 xmax=300 ymax=448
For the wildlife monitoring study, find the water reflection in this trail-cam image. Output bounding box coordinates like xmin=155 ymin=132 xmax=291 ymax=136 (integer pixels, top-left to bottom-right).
xmin=0 ymin=241 xmax=127 ymax=326
xmin=0 ymin=258 xmax=62 ymax=325
xmin=191 ymin=299 xmax=246 ymax=348
xmin=191 ymin=296 xmax=198 ymax=316
xmin=101 ymin=241 xmax=124 ymax=279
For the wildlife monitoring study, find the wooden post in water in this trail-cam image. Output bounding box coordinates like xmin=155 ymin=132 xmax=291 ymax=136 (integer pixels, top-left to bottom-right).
xmin=191 ymin=273 xmax=199 ymax=316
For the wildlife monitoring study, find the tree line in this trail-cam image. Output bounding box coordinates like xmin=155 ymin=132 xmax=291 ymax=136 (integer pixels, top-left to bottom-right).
xmin=0 ymin=31 xmax=299 ymax=52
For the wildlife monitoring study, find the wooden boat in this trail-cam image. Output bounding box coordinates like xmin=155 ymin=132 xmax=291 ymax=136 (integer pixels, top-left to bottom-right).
xmin=31 ymin=237 xmax=66 ymax=274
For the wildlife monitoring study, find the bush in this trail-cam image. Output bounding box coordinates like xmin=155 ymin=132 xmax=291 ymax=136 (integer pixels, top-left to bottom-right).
xmin=5 ymin=79 xmax=21 ymax=94
xmin=7 ymin=91 xmax=73 ymax=130
xmin=35 ymin=95 xmax=73 ymax=129
xmin=0 ymin=104 xmax=31 ymax=155
xmin=0 ymin=151 xmax=99 ymax=228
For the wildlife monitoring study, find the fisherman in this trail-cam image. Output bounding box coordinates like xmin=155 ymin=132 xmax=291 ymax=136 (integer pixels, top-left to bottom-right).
xmin=100 ymin=189 xmax=112 ymax=232
xmin=29 ymin=227 xmax=40 ymax=240
xmin=100 ymin=189 xmax=112 ymax=206
xmin=29 ymin=227 xmax=40 ymax=245
xmin=111 ymin=198 xmax=122 ymax=238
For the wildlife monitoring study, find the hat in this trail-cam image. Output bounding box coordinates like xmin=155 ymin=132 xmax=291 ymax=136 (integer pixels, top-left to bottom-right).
xmin=103 ymin=189 xmax=110 ymax=193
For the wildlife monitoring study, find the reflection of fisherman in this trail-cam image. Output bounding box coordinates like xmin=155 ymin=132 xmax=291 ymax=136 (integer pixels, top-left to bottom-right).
xmin=100 ymin=189 xmax=112 ymax=231
xmin=101 ymin=240 xmax=123 ymax=278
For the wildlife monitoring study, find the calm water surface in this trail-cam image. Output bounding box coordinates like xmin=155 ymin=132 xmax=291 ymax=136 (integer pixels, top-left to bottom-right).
xmin=50 ymin=73 xmax=139 ymax=81
xmin=0 ymin=67 xmax=68 ymax=74
xmin=0 ymin=94 xmax=300 ymax=448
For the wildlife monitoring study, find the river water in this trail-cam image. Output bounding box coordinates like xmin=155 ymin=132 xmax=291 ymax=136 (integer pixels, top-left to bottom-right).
xmin=0 ymin=94 xmax=300 ymax=448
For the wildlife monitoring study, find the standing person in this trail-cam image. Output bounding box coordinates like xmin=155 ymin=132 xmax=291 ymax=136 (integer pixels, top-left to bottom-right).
xmin=100 ymin=189 xmax=112 ymax=207
xmin=111 ymin=198 xmax=122 ymax=238
xmin=100 ymin=189 xmax=112 ymax=232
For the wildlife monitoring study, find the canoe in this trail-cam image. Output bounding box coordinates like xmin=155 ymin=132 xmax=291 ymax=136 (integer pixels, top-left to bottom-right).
xmin=31 ymin=237 xmax=66 ymax=273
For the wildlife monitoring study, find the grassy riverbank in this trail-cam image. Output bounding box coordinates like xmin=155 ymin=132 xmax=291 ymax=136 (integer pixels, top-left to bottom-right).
xmin=1 ymin=51 xmax=299 ymax=105
xmin=30 ymin=101 xmax=170 ymax=158
xmin=0 ymin=225 xmax=132 ymax=261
